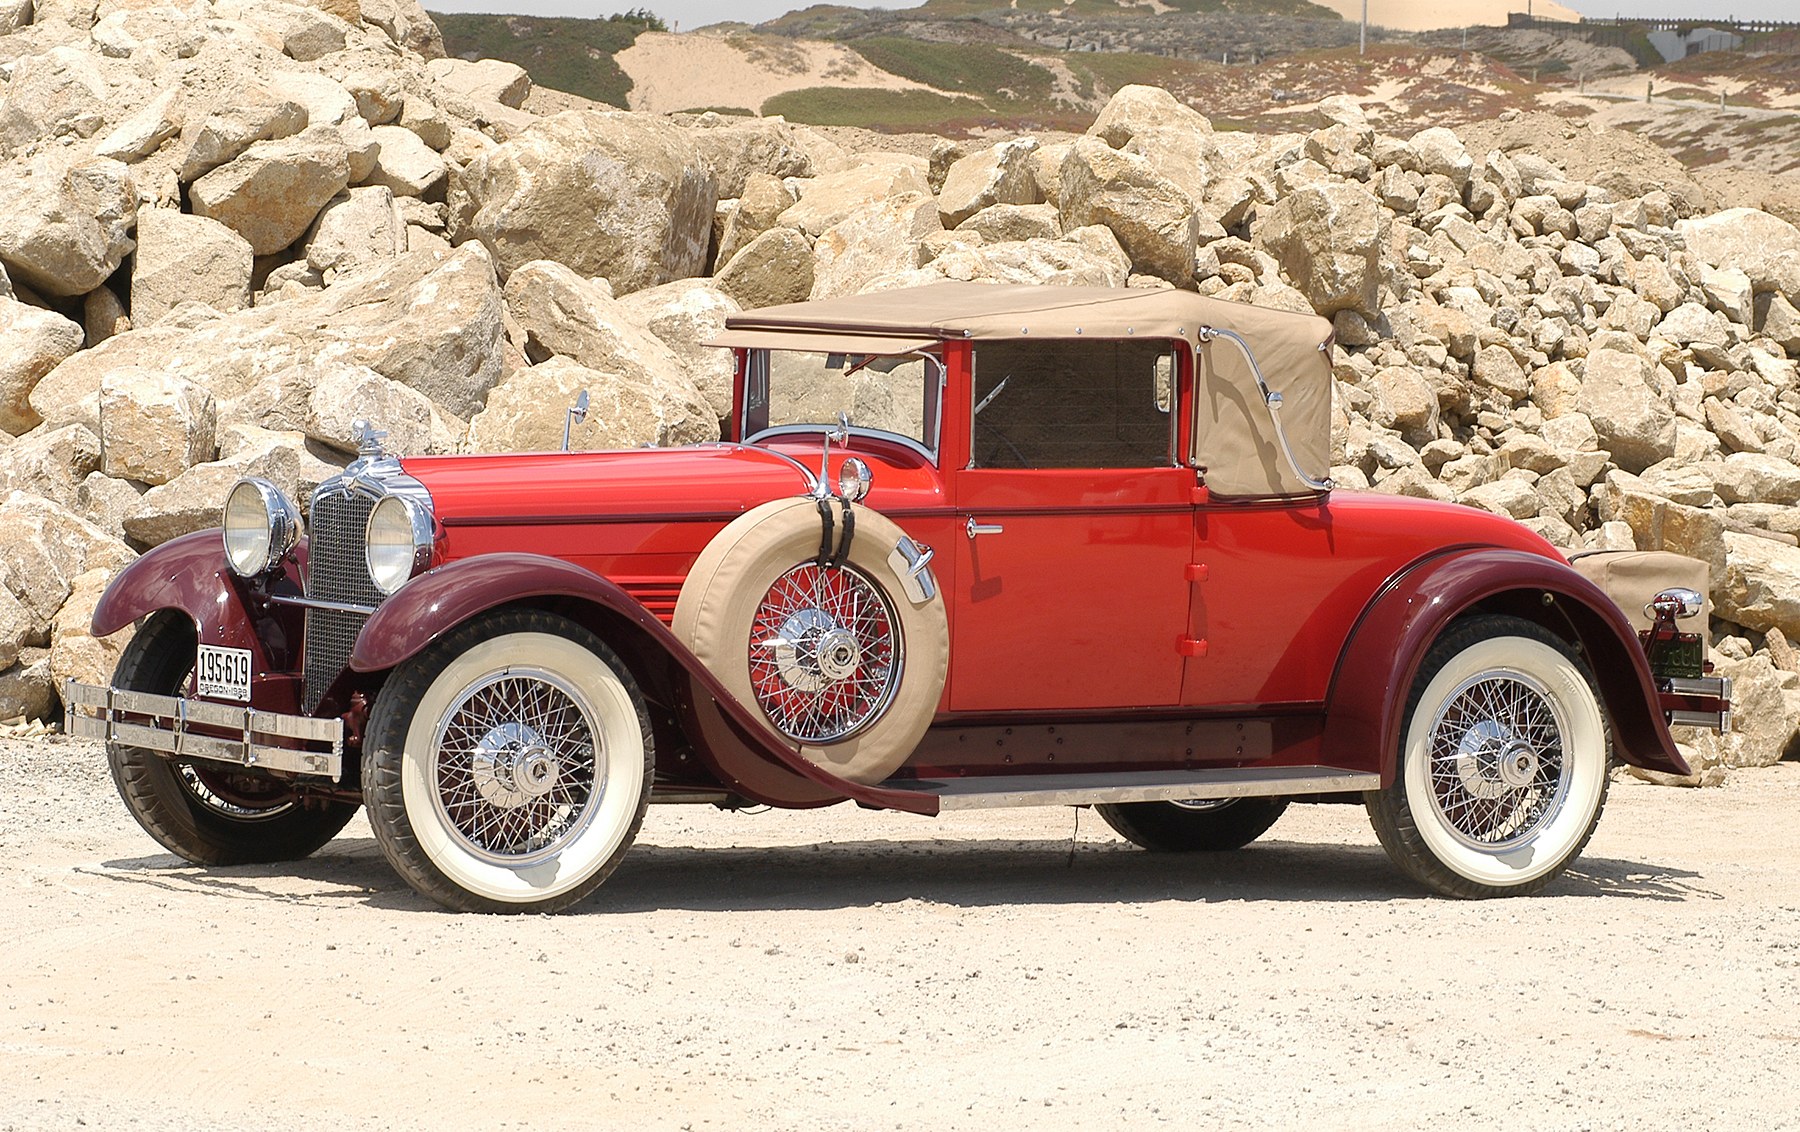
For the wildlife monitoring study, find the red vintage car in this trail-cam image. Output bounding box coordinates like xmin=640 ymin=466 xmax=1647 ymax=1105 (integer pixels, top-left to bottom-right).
xmin=68 ymin=282 xmax=1729 ymax=911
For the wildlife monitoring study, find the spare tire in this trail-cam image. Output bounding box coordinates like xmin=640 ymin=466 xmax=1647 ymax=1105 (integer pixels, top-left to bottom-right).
xmin=674 ymin=497 xmax=948 ymax=785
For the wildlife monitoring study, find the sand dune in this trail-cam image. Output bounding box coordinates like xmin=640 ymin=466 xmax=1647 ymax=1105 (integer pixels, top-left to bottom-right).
xmin=1311 ymin=0 xmax=1581 ymax=31
xmin=617 ymin=31 xmax=936 ymax=115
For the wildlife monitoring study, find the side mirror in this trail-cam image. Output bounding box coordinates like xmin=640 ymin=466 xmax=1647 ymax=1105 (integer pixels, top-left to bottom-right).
xmin=562 ymin=389 xmax=591 ymax=451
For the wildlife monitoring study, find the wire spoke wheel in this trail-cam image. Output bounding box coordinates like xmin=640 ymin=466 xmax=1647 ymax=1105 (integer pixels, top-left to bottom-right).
xmin=1424 ymin=670 xmax=1569 ymax=851
xmin=428 ymin=668 xmax=603 ymax=866
xmin=1366 ymin=615 xmax=1610 ymax=899
xmin=747 ymin=563 xmax=903 ymax=744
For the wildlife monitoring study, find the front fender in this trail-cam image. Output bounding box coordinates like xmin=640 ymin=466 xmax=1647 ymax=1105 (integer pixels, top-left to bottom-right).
xmin=91 ymin=529 xmax=304 ymax=678
xmin=347 ymin=554 xmax=939 ymax=815
xmin=1321 ymin=547 xmax=1688 ymax=783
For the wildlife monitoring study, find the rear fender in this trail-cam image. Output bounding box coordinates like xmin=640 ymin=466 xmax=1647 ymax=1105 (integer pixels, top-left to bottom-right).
xmin=1321 ymin=547 xmax=1688 ymax=783
xmin=347 ymin=554 xmax=939 ymax=814
xmin=91 ymin=529 xmax=304 ymax=680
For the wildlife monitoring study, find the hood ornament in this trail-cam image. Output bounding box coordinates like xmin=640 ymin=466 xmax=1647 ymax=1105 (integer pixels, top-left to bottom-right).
xmin=352 ymin=419 xmax=389 ymax=460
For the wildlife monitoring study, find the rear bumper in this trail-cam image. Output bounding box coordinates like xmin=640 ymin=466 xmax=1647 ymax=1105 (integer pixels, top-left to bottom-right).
xmin=63 ymin=680 xmax=343 ymax=780
xmin=1660 ymin=675 xmax=1732 ymax=734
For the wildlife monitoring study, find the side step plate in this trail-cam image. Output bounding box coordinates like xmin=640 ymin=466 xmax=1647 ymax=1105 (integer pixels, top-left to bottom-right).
xmin=876 ymin=765 xmax=1378 ymax=811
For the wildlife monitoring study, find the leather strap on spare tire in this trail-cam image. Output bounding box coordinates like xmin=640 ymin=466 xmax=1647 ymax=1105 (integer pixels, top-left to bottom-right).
xmin=674 ymin=497 xmax=948 ymax=786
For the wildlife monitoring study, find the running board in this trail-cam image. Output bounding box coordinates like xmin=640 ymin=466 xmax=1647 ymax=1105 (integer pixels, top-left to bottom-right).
xmin=875 ymin=766 xmax=1377 ymax=811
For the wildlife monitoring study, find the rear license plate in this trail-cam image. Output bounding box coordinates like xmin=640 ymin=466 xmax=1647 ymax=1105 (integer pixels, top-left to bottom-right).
xmin=196 ymin=645 xmax=252 ymax=701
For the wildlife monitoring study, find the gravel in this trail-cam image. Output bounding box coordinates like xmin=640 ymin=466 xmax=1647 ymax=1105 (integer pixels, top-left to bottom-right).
xmin=3 ymin=735 xmax=1798 ymax=1131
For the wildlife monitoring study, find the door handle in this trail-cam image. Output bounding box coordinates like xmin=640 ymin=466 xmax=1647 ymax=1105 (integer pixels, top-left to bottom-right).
xmin=966 ymin=516 xmax=1004 ymax=538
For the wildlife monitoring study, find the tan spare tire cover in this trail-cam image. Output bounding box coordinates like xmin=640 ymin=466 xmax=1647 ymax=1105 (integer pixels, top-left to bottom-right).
xmin=674 ymin=497 xmax=948 ymax=785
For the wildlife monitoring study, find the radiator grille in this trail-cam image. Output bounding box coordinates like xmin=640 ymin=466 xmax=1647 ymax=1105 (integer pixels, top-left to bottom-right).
xmin=303 ymin=490 xmax=384 ymax=712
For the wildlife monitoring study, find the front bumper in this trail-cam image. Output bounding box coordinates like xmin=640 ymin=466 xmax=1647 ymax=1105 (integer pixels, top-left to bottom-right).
xmin=63 ymin=680 xmax=343 ymax=780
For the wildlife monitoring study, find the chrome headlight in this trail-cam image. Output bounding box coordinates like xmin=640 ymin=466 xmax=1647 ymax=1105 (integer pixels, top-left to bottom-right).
xmin=365 ymin=494 xmax=434 ymax=595
xmin=222 ymin=478 xmax=300 ymax=577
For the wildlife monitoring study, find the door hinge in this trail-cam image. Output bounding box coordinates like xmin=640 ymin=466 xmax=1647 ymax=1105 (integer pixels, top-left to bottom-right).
xmin=1184 ymin=562 xmax=1209 ymax=583
xmin=1177 ymin=636 xmax=1209 ymax=658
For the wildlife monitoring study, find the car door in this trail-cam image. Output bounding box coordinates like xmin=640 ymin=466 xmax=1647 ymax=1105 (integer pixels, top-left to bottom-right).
xmin=948 ymin=338 xmax=1194 ymax=713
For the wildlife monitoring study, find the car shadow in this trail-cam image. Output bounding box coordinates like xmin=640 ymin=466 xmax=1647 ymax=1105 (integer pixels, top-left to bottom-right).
xmin=92 ymin=834 xmax=1716 ymax=913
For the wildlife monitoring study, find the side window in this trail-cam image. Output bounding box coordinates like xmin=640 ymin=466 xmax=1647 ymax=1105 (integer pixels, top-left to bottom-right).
xmin=970 ymin=339 xmax=1178 ymax=469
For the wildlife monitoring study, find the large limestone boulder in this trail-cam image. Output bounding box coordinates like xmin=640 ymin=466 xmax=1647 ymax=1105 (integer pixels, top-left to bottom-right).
xmin=714 ymin=172 xmax=794 ymax=273
xmin=715 ymin=227 xmax=812 ymax=309
xmin=468 ymin=356 xmax=715 ymax=453
xmin=361 ymin=0 xmax=445 ymax=58
xmin=177 ymin=89 xmax=310 ymax=184
xmin=130 ymin=208 xmax=254 ymax=325
xmin=809 ymin=192 xmax=941 ymax=300
xmin=302 ymin=362 xmax=464 ymax=456
xmin=927 ymin=229 xmax=1132 ymax=289
xmin=49 ymin=566 xmax=132 ymax=701
xmin=1255 ymin=181 xmax=1382 ymax=319
xmin=777 ymin=160 xmax=931 ymax=239
xmin=1706 ymin=452 xmax=1800 ymax=506
xmin=1594 ymin=470 xmax=1727 ymax=581
xmin=1087 ymin=85 xmax=1212 ymax=149
xmin=614 ymin=280 xmax=741 ymax=422
xmin=0 ymin=152 xmax=136 ymax=298
xmin=937 ymin=138 xmax=1042 ymax=229
xmin=0 ymin=45 xmax=145 ymax=155
xmin=189 ymin=124 xmax=352 ymax=256
xmin=957 ymin=203 xmax=1061 ymax=244
xmin=1677 ymin=208 xmax=1800 ymax=303
xmin=1409 ymin=127 xmax=1473 ymax=188
xmin=368 ymin=124 xmax=447 ymax=199
xmin=455 ymin=111 xmax=717 ymax=294
xmin=0 ymin=298 xmax=83 ymax=435
xmin=0 ymin=586 xmax=32 ymax=673
xmin=0 ymin=490 xmax=135 ymax=637
xmin=498 ymin=260 xmax=717 ymax=444
xmin=31 ymin=245 xmax=505 ymax=428
xmin=1057 ymin=138 xmax=1196 ymax=286
xmin=685 ymin=116 xmax=817 ymax=200
xmin=426 ymin=57 xmax=530 ymax=109
xmin=1576 ymin=348 xmax=1676 ymax=473
xmin=0 ymin=422 xmax=101 ymax=511
xmin=98 ymin=369 xmax=217 ymax=485
xmin=123 ymin=426 xmax=344 ymax=546
xmin=303 ymin=186 xmax=405 ymax=277
xmin=0 ymin=649 xmax=56 ymax=724
xmin=1716 ymin=530 xmax=1800 ymax=641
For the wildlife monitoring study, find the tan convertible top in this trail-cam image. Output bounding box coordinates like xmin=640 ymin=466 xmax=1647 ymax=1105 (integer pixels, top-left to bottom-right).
xmin=709 ymin=282 xmax=1335 ymax=499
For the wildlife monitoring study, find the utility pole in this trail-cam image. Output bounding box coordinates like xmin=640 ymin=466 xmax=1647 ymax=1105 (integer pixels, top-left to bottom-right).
xmin=1360 ymin=0 xmax=1367 ymax=55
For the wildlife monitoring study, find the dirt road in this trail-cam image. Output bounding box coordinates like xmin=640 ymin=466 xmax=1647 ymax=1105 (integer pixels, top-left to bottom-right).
xmin=4 ymin=736 xmax=1798 ymax=1131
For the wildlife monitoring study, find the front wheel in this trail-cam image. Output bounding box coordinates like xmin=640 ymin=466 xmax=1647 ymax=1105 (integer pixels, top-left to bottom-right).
xmin=1365 ymin=615 xmax=1610 ymax=899
xmin=1096 ymin=797 xmax=1289 ymax=852
xmin=107 ymin=613 xmax=359 ymax=865
xmin=362 ymin=609 xmax=653 ymax=913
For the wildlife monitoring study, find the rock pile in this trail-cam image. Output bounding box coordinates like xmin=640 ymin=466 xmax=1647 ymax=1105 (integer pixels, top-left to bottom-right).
xmin=3 ymin=7 xmax=1798 ymax=781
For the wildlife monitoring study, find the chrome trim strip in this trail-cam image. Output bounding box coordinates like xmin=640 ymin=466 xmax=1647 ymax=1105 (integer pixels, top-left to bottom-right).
xmin=63 ymin=680 xmax=343 ymax=779
xmin=879 ymin=765 xmax=1378 ymax=810
xmin=269 ymin=594 xmax=381 ymax=615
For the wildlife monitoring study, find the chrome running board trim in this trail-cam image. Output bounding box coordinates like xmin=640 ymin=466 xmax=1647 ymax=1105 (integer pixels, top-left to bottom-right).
xmin=63 ymin=680 xmax=343 ymax=779
xmin=876 ymin=765 xmax=1377 ymax=810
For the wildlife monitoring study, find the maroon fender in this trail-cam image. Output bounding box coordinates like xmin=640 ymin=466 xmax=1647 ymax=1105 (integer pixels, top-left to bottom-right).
xmin=91 ymin=529 xmax=304 ymax=680
xmin=346 ymin=553 xmax=940 ymax=815
xmin=1321 ymin=547 xmax=1689 ymax=783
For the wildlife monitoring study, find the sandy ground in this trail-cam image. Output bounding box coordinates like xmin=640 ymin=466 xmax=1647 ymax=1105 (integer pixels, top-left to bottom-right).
xmin=1312 ymin=0 xmax=1582 ymax=32
xmin=4 ymin=735 xmax=1799 ymax=1131
xmin=618 ymin=31 xmax=939 ymax=115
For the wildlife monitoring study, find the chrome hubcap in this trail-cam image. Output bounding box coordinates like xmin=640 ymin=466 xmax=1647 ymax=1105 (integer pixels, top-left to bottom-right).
xmin=471 ymin=722 xmax=562 ymax=808
xmin=1427 ymin=669 xmax=1569 ymax=851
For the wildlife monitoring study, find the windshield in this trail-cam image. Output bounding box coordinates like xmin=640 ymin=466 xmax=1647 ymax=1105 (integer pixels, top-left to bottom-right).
xmin=743 ymin=349 xmax=943 ymax=458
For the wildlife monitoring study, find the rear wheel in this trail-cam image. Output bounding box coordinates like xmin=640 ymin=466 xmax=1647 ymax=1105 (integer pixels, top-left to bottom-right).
xmin=362 ymin=609 xmax=652 ymax=913
xmin=1365 ymin=615 xmax=1610 ymax=898
xmin=1096 ymin=797 xmax=1290 ymax=852
xmin=107 ymin=613 xmax=358 ymax=865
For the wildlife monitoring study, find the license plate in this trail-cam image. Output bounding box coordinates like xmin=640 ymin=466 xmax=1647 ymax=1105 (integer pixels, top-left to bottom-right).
xmin=196 ymin=645 xmax=252 ymax=701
